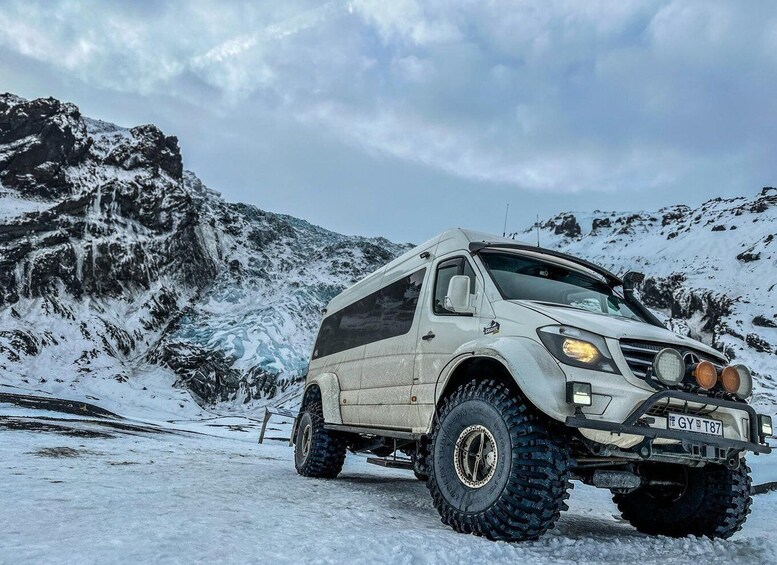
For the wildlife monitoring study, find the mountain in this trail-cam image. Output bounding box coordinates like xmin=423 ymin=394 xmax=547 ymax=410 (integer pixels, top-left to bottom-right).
xmin=2 ymin=93 xmax=775 ymax=419
xmin=517 ymin=190 xmax=777 ymax=411
xmin=0 ymin=94 xmax=407 ymax=416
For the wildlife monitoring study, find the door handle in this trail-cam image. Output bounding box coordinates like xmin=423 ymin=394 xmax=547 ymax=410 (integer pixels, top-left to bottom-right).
xmin=422 ymin=331 xmax=436 ymax=341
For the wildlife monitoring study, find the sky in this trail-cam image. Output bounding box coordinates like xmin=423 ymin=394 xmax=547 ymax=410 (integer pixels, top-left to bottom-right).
xmin=1 ymin=0 xmax=777 ymax=243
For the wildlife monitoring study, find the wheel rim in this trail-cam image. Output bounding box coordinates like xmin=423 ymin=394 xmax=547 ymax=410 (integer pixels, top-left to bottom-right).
xmin=300 ymin=423 xmax=312 ymax=460
xmin=454 ymin=424 xmax=498 ymax=489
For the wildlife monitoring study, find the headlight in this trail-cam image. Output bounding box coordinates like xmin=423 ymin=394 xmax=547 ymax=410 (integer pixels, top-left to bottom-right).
xmin=562 ymin=339 xmax=600 ymax=363
xmin=537 ymin=326 xmax=620 ymax=374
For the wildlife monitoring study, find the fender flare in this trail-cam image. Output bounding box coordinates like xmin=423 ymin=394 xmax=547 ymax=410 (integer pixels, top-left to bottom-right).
xmin=304 ymin=372 xmax=343 ymax=425
xmin=435 ymin=336 xmax=573 ymax=422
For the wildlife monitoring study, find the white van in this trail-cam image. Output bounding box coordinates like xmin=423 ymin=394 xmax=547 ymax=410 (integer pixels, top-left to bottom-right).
xmin=293 ymin=228 xmax=771 ymax=542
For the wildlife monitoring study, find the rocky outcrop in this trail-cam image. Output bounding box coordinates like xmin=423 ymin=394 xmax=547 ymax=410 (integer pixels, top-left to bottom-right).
xmin=0 ymin=95 xmax=90 ymax=198
xmin=0 ymin=94 xmax=407 ymax=408
xmin=541 ymin=213 xmax=582 ymax=238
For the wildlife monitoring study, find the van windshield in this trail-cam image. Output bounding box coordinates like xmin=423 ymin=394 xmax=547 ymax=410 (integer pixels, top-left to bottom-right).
xmin=479 ymin=251 xmax=648 ymax=322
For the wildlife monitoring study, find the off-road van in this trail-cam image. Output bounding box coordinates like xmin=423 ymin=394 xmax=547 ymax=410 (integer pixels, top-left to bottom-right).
xmin=293 ymin=229 xmax=772 ymax=541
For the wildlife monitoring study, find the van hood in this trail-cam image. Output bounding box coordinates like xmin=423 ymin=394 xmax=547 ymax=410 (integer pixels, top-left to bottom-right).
xmin=514 ymin=300 xmax=725 ymax=361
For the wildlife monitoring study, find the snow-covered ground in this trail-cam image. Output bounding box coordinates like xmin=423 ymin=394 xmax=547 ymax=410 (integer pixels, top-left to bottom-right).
xmin=2 ymin=399 xmax=776 ymax=565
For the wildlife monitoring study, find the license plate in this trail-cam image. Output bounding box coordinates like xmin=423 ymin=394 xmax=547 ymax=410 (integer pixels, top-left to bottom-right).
xmin=667 ymin=413 xmax=723 ymax=436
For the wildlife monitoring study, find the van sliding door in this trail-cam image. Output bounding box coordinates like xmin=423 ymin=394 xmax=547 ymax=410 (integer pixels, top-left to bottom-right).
xmin=357 ymin=258 xmax=431 ymax=429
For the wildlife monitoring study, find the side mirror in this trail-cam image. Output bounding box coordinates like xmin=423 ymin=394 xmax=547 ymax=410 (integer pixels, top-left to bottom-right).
xmin=623 ymin=271 xmax=645 ymax=294
xmin=445 ymin=275 xmax=475 ymax=314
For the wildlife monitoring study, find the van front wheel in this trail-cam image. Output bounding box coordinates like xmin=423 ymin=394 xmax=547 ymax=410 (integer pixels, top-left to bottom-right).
xmin=294 ymin=401 xmax=347 ymax=479
xmin=427 ymin=378 xmax=572 ymax=541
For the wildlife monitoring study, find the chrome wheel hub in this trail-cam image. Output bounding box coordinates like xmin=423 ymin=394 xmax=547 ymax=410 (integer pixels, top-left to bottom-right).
xmin=301 ymin=423 xmax=312 ymax=459
xmin=454 ymin=424 xmax=498 ymax=489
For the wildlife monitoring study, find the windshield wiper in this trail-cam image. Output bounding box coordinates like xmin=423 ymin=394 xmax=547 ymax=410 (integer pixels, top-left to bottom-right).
xmin=522 ymin=300 xmax=594 ymax=313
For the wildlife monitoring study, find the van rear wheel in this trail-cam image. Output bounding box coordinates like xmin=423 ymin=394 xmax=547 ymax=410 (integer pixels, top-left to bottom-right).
xmin=427 ymin=378 xmax=572 ymax=541
xmin=613 ymin=461 xmax=752 ymax=539
xmin=294 ymin=401 xmax=347 ymax=479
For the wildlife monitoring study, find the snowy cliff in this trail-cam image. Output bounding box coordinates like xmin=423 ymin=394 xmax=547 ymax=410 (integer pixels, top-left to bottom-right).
xmin=0 ymin=94 xmax=407 ymax=414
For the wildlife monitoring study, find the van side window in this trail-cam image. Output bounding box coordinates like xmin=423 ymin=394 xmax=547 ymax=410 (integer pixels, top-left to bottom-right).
xmin=433 ymin=257 xmax=476 ymax=315
xmin=313 ymin=268 xmax=426 ymax=359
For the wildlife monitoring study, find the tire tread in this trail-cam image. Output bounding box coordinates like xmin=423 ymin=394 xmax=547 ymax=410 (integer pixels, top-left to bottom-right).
xmin=614 ymin=461 xmax=752 ymax=539
xmin=427 ymin=378 xmax=572 ymax=542
xmin=295 ymin=401 xmax=347 ymax=479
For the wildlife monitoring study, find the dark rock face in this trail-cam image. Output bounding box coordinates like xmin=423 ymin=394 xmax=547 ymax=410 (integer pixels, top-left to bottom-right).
xmin=0 ymin=95 xmax=90 ymax=198
xmin=545 ymin=214 xmax=581 ymax=238
xmin=736 ymin=251 xmax=761 ymax=263
xmin=661 ymin=206 xmax=689 ymax=227
xmin=103 ymin=124 xmax=182 ymax=179
xmin=640 ymin=275 xmax=687 ymax=311
xmin=639 ymin=274 xmax=733 ymax=344
xmin=0 ymin=94 xmax=407 ymax=407
xmin=746 ymin=334 xmax=772 ymax=353
xmin=753 ymin=315 xmax=777 ymax=329
xmin=0 ymin=97 xmax=218 ymax=307
xmin=148 ymin=340 xmax=301 ymax=403
xmin=751 ymin=188 xmax=776 ymax=213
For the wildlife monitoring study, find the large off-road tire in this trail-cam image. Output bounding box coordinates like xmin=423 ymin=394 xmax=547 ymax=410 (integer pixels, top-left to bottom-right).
xmin=413 ymin=436 xmax=431 ymax=481
xmin=613 ymin=460 xmax=752 ymax=539
xmin=427 ymin=378 xmax=572 ymax=542
xmin=294 ymin=401 xmax=347 ymax=479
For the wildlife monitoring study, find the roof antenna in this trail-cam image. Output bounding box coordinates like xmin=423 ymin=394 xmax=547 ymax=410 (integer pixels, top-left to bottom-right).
xmin=536 ymin=214 xmax=541 ymax=247
xmin=502 ymin=203 xmax=510 ymax=237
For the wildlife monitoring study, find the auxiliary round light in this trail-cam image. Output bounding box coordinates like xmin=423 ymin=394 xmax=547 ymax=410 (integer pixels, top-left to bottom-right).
xmin=653 ymin=348 xmax=685 ymax=386
xmin=693 ymin=360 xmax=717 ymax=390
xmin=720 ymin=366 xmax=740 ymax=394
xmin=733 ymin=364 xmax=753 ymax=399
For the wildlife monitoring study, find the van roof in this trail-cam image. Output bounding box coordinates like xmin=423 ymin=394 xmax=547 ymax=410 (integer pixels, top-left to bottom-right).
xmin=381 ymin=227 xmax=532 ymax=276
xmin=323 ymin=228 xmax=619 ymax=315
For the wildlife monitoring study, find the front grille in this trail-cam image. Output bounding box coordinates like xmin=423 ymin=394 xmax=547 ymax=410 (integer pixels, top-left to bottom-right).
xmin=619 ymin=339 xmax=725 ymax=381
xmin=619 ymin=340 xmax=661 ymax=379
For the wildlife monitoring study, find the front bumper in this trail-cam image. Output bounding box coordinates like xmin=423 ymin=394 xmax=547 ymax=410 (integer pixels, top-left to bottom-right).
xmin=566 ymin=389 xmax=771 ymax=455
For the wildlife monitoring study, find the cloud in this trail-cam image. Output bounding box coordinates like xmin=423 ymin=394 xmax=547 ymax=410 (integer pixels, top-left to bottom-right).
xmin=348 ymin=0 xmax=462 ymax=46
xmin=1 ymin=0 xmax=777 ymax=204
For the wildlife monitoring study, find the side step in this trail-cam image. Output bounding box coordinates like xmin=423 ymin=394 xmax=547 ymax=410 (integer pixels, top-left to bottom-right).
xmin=367 ymin=457 xmax=414 ymax=470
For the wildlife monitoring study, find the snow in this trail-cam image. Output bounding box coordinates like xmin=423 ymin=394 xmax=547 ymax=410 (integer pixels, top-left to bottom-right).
xmin=2 ymin=402 xmax=776 ymax=565
xmin=0 ymin=187 xmax=53 ymax=221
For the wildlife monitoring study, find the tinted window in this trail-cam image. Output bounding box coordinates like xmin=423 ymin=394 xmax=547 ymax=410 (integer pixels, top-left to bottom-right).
xmin=313 ymin=268 xmax=426 ymax=359
xmin=433 ymin=258 xmax=476 ymax=314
